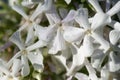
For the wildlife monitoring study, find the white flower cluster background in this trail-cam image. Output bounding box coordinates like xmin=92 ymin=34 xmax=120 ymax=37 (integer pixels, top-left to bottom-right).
xmin=0 ymin=0 xmax=120 ymax=80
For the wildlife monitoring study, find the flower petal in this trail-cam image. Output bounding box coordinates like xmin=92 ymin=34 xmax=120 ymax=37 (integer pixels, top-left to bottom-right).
xmin=74 ymin=73 xmax=89 ymax=80
xmin=25 ymin=25 xmax=35 ymax=45
xmin=34 ymin=24 xmax=57 ymax=42
xmin=75 ymin=8 xmax=90 ymax=29
xmin=49 ymin=28 xmax=67 ymax=54
xmin=63 ymin=27 xmax=85 ymax=43
xmin=12 ymin=59 xmax=22 ymax=76
xmin=109 ymin=30 xmax=120 ymax=45
xmin=82 ymin=35 xmax=94 ymax=57
xmin=67 ymin=45 xmax=84 ymax=76
xmin=108 ymin=20 xmax=120 ymax=31
xmin=88 ymin=0 xmax=103 ymax=13
xmin=92 ymin=30 xmax=110 ymax=51
xmin=62 ymin=10 xmax=76 ymax=23
xmin=91 ymin=49 xmax=104 ymax=69
xmin=9 ymin=31 xmax=25 ymax=50
xmin=9 ymin=0 xmax=28 ymax=20
xmin=30 ymin=0 xmax=53 ymax=21
xmin=21 ymin=55 xmax=30 ymax=77
xmin=106 ymin=1 xmax=120 ymax=16
xmin=91 ymin=13 xmax=111 ymax=31
xmin=109 ymin=52 xmax=120 ymax=72
xmin=0 ymin=60 xmax=9 ymax=75
xmin=27 ymin=50 xmax=44 ymax=70
xmin=26 ymin=40 xmax=47 ymax=51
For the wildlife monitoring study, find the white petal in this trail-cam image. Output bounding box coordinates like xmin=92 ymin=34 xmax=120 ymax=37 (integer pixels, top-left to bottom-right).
xmin=54 ymin=55 xmax=68 ymax=70
xmin=34 ymin=24 xmax=57 ymax=42
xmin=108 ymin=20 xmax=120 ymax=31
xmin=65 ymin=0 xmax=71 ymax=4
xmin=82 ymin=35 xmax=94 ymax=57
xmin=26 ymin=40 xmax=47 ymax=51
xmin=75 ymin=8 xmax=90 ymax=29
xmin=63 ymin=27 xmax=85 ymax=43
xmin=18 ymin=22 xmax=29 ymax=32
xmin=45 ymin=5 xmax=61 ymax=25
xmin=9 ymin=31 xmax=25 ymax=50
xmin=7 ymin=52 xmax=21 ymax=68
xmin=12 ymin=59 xmax=22 ymax=76
xmin=67 ymin=46 xmax=84 ymax=76
xmin=84 ymin=59 xmax=98 ymax=80
xmin=91 ymin=50 xmax=104 ymax=69
xmin=109 ymin=52 xmax=120 ymax=72
xmin=109 ymin=30 xmax=120 ymax=45
xmin=49 ymin=28 xmax=67 ymax=54
xmin=27 ymin=50 xmax=44 ymax=70
xmin=88 ymin=0 xmax=103 ymax=12
xmin=92 ymin=30 xmax=110 ymax=51
xmin=62 ymin=10 xmax=76 ymax=23
xmin=21 ymin=55 xmax=30 ymax=77
xmin=100 ymin=65 xmax=110 ymax=80
xmin=30 ymin=0 xmax=53 ymax=21
xmin=9 ymin=0 xmax=28 ymax=19
xmin=0 ymin=61 xmax=9 ymax=75
xmin=58 ymin=8 xmax=68 ymax=19
xmin=25 ymin=26 xmax=35 ymax=45
xmin=91 ymin=13 xmax=111 ymax=31
xmin=107 ymin=1 xmax=120 ymax=16
xmin=74 ymin=73 xmax=89 ymax=80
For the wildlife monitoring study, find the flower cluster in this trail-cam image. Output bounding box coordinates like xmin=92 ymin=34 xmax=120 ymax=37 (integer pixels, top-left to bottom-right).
xmin=0 ymin=0 xmax=120 ymax=80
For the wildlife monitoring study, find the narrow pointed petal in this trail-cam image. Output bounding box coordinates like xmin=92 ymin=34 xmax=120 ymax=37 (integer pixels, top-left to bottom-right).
xmin=63 ymin=27 xmax=85 ymax=43
xmin=75 ymin=8 xmax=90 ymax=29
xmin=54 ymin=55 xmax=68 ymax=70
xmin=45 ymin=5 xmax=61 ymax=25
xmin=25 ymin=26 xmax=35 ymax=45
xmin=34 ymin=24 xmax=57 ymax=42
xmin=27 ymin=50 xmax=44 ymax=70
xmin=12 ymin=59 xmax=22 ymax=76
xmin=109 ymin=30 xmax=120 ymax=45
xmin=88 ymin=0 xmax=103 ymax=12
xmin=107 ymin=1 xmax=120 ymax=16
xmin=9 ymin=0 xmax=28 ymax=19
xmin=91 ymin=50 xmax=104 ymax=69
xmin=91 ymin=13 xmax=111 ymax=30
xmin=74 ymin=73 xmax=89 ymax=80
xmin=62 ymin=10 xmax=76 ymax=23
xmin=21 ymin=55 xmax=30 ymax=77
xmin=26 ymin=40 xmax=47 ymax=51
xmin=49 ymin=28 xmax=67 ymax=54
xmin=82 ymin=35 xmax=94 ymax=57
xmin=109 ymin=52 xmax=120 ymax=72
xmin=30 ymin=0 xmax=53 ymax=21
xmin=0 ymin=61 xmax=9 ymax=75
xmin=67 ymin=46 xmax=84 ymax=76
xmin=92 ymin=31 xmax=110 ymax=51
xmin=18 ymin=22 xmax=29 ymax=32
xmin=9 ymin=31 xmax=25 ymax=50
xmin=84 ymin=59 xmax=98 ymax=80
xmin=7 ymin=52 xmax=21 ymax=68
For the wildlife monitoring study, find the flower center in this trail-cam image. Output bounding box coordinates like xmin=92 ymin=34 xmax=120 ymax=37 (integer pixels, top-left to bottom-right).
xmin=8 ymin=76 xmax=13 ymax=80
xmin=21 ymin=49 xmax=28 ymax=55
xmin=85 ymin=29 xmax=92 ymax=35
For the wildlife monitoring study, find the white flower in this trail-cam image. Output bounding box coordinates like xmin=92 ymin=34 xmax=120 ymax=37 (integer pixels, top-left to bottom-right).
xmin=0 ymin=59 xmax=21 ymax=80
xmin=9 ymin=31 xmax=44 ymax=77
xmin=88 ymin=0 xmax=120 ymax=31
